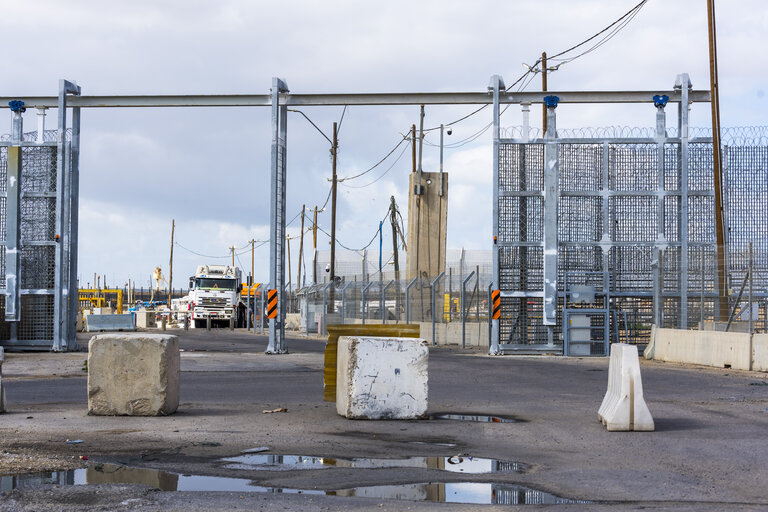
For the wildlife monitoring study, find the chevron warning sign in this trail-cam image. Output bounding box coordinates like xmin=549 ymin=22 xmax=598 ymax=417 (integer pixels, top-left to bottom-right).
xmin=491 ymin=290 xmax=501 ymax=320
xmin=267 ymin=289 xmax=278 ymax=319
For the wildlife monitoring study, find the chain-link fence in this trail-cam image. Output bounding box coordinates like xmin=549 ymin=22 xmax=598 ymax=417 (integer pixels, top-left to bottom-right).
xmin=291 ymin=258 xmax=493 ymax=347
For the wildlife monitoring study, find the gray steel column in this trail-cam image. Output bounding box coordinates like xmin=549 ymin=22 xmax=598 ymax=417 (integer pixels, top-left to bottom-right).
xmin=542 ymin=96 xmax=559 ymax=334
xmin=654 ymin=96 xmax=668 ymax=328
xmin=489 ymin=74 xmax=504 ymax=355
xmin=601 ymin=142 xmax=610 ymax=279
xmin=5 ymin=105 xmax=23 ymax=324
xmin=53 ymin=81 xmax=81 ymax=351
xmin=267 ymin=77 xmax=289 ymax=354
xmin=677 ymin=74 xmax=691 ymax=328
xmin=66 ymin=91 xmax=82 ymax=351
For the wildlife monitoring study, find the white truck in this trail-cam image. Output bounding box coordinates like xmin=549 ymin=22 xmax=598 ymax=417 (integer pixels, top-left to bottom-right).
xmin=187 ymin=265 xmax=243 ymax=328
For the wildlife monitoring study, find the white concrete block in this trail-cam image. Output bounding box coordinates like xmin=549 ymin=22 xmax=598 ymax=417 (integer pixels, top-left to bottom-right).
xmin=753 ymin=334 xmax=768 ymax=372
xmin=653 ymin=328 xmax=751 ymax=370
xmin=336 ymin=336 xmax=428 ymax=420
xmin=0 ymin=347 xmax=5 ymax=413
xmin=88 ymin=334 xmax=179 ymax=416
xmin=598 ymin=343 xmax=654 ymax=432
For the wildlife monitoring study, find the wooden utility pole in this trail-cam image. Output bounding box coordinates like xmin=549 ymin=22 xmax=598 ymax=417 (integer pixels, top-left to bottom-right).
xmin=312 ymin=205 xmax=318 ymax=284
xmin=329 ymin=122 xmax=338 ymax=285
xmin=390 ymin=196 xmax=400 ymax=280
xmin=168 ymin=219 xmax=175 ymax=308
xmin=707 ymin=0 xmax=729 ymax=320
xmin=297 ymin=204 xmax=305 ymax=290
xmin=541 ymin=51 xmax=548 ymax=134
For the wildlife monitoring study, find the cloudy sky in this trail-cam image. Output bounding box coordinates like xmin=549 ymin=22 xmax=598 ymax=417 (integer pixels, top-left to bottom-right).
xmin=1 ymin=0 xmax=766 ymax=289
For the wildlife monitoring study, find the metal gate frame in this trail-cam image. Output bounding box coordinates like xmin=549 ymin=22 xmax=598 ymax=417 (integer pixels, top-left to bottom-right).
xmin=489 ymin=73 xmax=715 ymax=355
xmin=0 ymin=80 xmax=81 ymax=350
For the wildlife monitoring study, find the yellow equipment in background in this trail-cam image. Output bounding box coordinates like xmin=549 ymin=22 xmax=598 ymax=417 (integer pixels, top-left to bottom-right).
xmin=79 ymin=289 xmax=124 ymax=314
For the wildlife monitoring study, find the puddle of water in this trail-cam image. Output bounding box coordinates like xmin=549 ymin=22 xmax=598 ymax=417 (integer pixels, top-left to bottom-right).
xmin=0 ymin=466 xmax=586 ymax=505
xmin=219 ymin=454 xmax=527 ymax=473
xmin=428 ymin=413 xmax=519 ymax=423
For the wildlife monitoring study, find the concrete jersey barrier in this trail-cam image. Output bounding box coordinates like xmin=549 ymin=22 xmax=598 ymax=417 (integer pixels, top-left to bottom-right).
xmin=85 ymin=314 xmax=136 ymax=332
xmin=599 ymin=343 xmax=654 ymax=432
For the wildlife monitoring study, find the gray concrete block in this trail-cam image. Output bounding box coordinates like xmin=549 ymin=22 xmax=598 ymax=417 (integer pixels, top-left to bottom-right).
xmin=88 ymin=334 xmax=179 ymax=416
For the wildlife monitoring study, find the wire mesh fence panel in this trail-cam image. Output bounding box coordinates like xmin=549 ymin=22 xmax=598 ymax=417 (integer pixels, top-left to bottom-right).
xmin=0 ymin=145 xmax=59 ymax=344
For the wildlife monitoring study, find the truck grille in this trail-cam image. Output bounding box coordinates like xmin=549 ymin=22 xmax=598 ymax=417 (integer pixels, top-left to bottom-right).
xmin=199 ymin=297 xmax=228 ymax=306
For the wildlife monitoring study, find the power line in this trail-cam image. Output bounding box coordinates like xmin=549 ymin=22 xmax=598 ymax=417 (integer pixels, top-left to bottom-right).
xmin=548 ymin=0 xmax=648 ymax=61
xmin=338 ymin=134 xmax=409 ymax=182
xmin=339 ymin=140 xmax=410 ymax=189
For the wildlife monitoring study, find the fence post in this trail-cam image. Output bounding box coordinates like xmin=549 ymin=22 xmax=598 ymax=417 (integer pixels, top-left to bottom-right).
xmin=431 ymin=272 xmax=446 ymax=346
xmin=405 ymin=277 xmax=418 ymax=324
xmin=361 ymin=282 xmax=374 ymax=325
xmin=461 ymin=270 xmax=476 ymax=349
xmin=382 ymin=280 xmax=394 ymax=324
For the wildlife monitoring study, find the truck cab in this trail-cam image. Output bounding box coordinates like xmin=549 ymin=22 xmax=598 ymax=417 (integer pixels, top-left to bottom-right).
xmin=188 ymin=265 xmax=242 ymax=328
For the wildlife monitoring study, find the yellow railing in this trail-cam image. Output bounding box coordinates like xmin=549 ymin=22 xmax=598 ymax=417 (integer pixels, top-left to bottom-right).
xmin=79 ymin=289 xmax=123 ymax=314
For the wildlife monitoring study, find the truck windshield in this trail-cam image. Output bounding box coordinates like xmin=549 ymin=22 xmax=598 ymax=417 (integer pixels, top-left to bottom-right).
xmin=196 ymin=278 xmax=236 ymax=290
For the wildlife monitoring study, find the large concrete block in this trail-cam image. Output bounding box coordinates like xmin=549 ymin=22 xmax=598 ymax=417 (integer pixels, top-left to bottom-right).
xmin=654 ymin=328 xmax=751 ymax=370
xmin=753 ymin=334 xmax=768 ymax=372
xmin=0 ymin=347 xmax=5 ymax=413
xmin=599 ymin=343 xmax=654 ymax=431
xmin=88 ymin=334 xmax=180 ymax=416
xmin=336 ymin=336 xmax=428 ymax=419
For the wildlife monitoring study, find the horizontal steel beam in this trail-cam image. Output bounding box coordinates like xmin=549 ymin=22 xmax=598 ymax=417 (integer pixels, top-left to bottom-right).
xmin=0 ymin=90 xmax=711 ymax=109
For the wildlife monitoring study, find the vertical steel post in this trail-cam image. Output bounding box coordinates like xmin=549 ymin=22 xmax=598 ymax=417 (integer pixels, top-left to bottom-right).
xmin=381 ymin=280 xmax=394 ymax=323
xmin=749 ymin=242 xmax=753 ymax=334
xmin=341 ymin=280 xmax=353 ymax=324
xmin=489 ymin=74 xmax=505 ymax=355
xmin=267 ymin=77 xmax=289 ymax=354
xmin=361 ymin=282 xmax=373 ymax=325
xmin=542 ymin=96 xmax=560 ymax=345
xmin=461 ymin=270 xmax=476 ymax=349
xmin=431 ymin=272 xmax=445 ymax=346
xmin=5 ymin=116 xmax=22 ymax=323
xmin=66 ymin=93 xmax=82 ymax=351
xmin=488 ymin=283 xmax=493 ymax=351
xmin=677 ymin=74 xmax=691 ymax=328
xmin=405 ymin=277 xmax=418 ymax=323
xmin=53 ymin=80 xmax=81 ymax=351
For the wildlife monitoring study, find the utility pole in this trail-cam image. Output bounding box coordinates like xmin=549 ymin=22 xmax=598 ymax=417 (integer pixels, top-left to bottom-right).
xmin=390 ymin=196 xmax=400 ymax=280
xmin=707 ymin=0 xmax=729 ymax=320
xmin=230 ymin=246 xmax=236 ymax=267
xmin=168 ymin=219 xmax=175 ymax=308
xmin=541 ymin=51 xmax=548 ymax=134
xmin=329 ymin=122 xmax=339 ymax=286
xmin=297 ymin=204 xmax=305 ymax=291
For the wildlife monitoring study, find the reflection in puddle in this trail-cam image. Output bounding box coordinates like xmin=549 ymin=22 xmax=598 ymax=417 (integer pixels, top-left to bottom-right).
xmin=0 ymin=467 xmax=586 ymax=505
xmin=219 ymin=454 xmax=527 ymax=473
xmin=429 ymin=413 xmax=518 ymax=423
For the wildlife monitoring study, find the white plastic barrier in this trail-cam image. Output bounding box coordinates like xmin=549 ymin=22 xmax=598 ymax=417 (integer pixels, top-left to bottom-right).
xmin=598 ymin=343 xmax=654 ymax=431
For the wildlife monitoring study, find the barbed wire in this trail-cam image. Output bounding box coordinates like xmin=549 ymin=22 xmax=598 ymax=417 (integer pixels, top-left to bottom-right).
xmin=500 ymin=125 xmax=768 ymax=145
xmin=0 ymin=129 xmax=68 ymax=142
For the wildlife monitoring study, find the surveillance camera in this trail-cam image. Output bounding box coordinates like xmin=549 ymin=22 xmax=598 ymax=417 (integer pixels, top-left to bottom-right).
xmin=325 ymin=263 xmax=331 ymax=273
xmin=446 ymin=127 xmax=452 ymax=136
